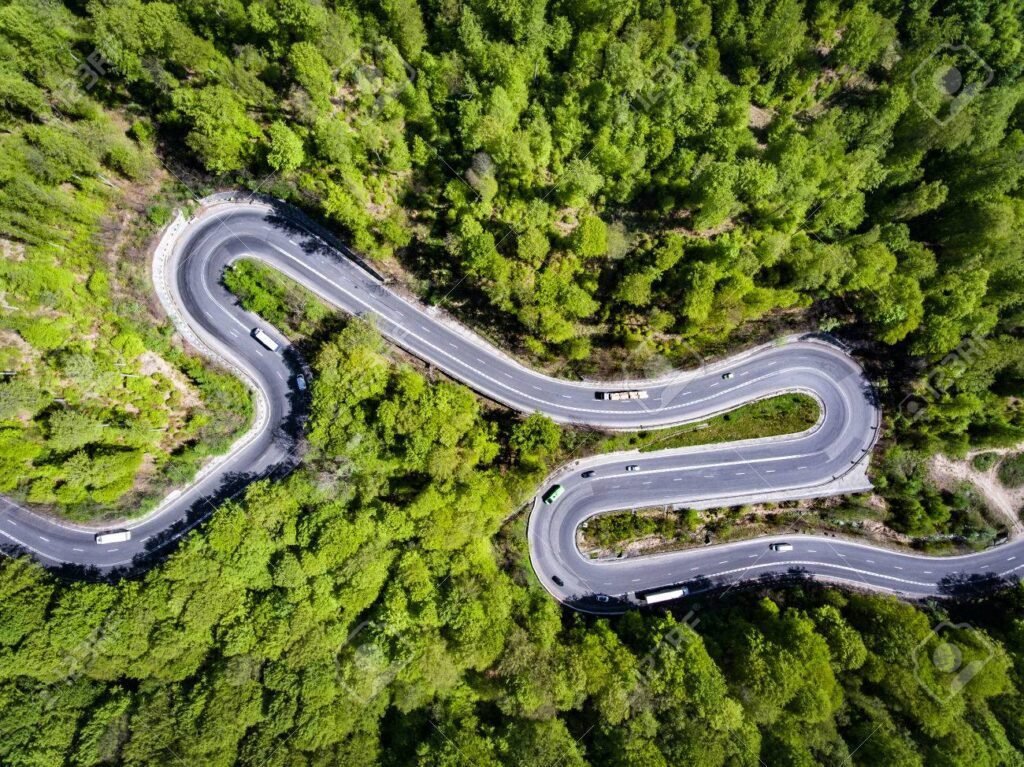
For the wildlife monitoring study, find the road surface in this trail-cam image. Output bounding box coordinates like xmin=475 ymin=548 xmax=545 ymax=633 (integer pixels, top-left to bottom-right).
xmin=0 ymin=197 xmax=1017 ymax=608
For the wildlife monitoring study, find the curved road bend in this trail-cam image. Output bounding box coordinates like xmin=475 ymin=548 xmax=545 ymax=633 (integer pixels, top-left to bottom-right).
xmin=0 ymin=198 xmax=1016 ymax=607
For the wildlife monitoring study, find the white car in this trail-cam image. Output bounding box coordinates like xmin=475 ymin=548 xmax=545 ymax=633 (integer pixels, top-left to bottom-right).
xmin=296 ymin=374 xmax=307 ymax=391
xmin=769 ymin=542 xmax=793 ymax=552
xmin=722 ymin=372 xmax=734 ymax=379
xmin=625 ymin=464 xmax=640 ymax=472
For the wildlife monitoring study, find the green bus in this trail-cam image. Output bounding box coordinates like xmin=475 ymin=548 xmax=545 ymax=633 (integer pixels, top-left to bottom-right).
xmin=542 ymin=484 xmax=565 ymax=504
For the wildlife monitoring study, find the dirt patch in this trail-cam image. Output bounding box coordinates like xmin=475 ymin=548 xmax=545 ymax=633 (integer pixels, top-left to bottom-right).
xmin=748 ymin=104 xmax=774 ymax=129
xmin=930 ymin=451 xmax=1024 ymax=537
xmin=138 ymin=350 xmax=202 ymax=410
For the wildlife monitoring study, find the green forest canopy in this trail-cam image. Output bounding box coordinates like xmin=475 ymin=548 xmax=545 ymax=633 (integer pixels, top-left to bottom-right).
xmin=3 ymin=0 xmax=1024 ymax=516
xmin=2 ymin=0 xmax=1024 ymax=764
xmin=3 ymin=321 xmax=1024 ymax=766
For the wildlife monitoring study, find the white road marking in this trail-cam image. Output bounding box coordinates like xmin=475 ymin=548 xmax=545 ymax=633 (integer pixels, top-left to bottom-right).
xmin=38 ymin=535 xmax=49 ymax=542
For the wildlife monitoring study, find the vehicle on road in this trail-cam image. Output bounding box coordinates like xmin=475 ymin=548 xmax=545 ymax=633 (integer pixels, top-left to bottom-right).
xmin=722 ymin=372 xmax=734 ymax=379
xmin=641 ymin=586 xmax=689 ymax=604
xmin=542 ymin=484 xmax=565 ymax=504
xmin=581 ymin=470 xmax=595 ymax=478
xmin=552 ymin=575 xmax=564 ymax=587
xmin=94 ymin=530 xmax=131 ymax=545
xmin=769 ymin=542 xmax=794 ymax=552
xmin=252 ymin=327 xmax=279 ymax=351
xmin=595 ymin=389 xmax=649 ymax=401
xmin=625 ymin=464 xmax=639 ymax=472
xmin=296 ymin=374 xmax=307 ymax=391
xmin=595 ymin=594 xmax=610 ymax=603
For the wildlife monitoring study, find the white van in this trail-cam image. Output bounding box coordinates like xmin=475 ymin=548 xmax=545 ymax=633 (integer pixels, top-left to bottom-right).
xmin=769 ymin=542 xmax=793 ymax=552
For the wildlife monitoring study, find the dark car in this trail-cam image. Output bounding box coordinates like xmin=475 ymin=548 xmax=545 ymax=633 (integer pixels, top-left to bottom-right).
xmin=552 ymin=575 xmax=564 ymax=587
xmin=581 ymin=470 xmax=596 ymax=478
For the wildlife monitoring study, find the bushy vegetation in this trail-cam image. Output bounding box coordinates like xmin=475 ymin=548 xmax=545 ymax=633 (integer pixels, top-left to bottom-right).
xmin=583 ymin=507 xmax=701 ymax=550
xmin=973 ymin=452 xmax=1001 ymax=472
xmin=4 ymin=324 xmax=1024 ymax=766
xmin=998 ymin=452 xmax=1024 ymax=489
xmin=223 ymin=259 xmax=335 ymax=342
xmin=0 ymin=0 xmax=251 ymax=520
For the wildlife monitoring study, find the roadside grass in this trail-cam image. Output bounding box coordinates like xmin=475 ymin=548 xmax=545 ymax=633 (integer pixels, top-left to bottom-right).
xmin=223 ymin=259 xmax=335 ymax=342
xmin=563 ymin=393 xmax=820 ymax=459
xmin=578 ymin=487 xmax=1002 ymax=560
xmin=998 ymin=452 xmax=1024 ymax=488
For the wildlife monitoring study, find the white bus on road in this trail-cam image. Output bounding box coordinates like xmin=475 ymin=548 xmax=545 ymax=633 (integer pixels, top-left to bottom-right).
xmin=94 ymin=530 xmax=131 ymax=545
xmin=252 ymin=327 xmax=280 ymax=351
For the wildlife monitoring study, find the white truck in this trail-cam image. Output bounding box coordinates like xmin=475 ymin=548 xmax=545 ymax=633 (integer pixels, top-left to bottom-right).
xmin=641 ymin=586 xmax=689 ymax=604
xmin=94 ymin=530 xmax=131 ymax=545
xmin=252 ymin=327 xmax=280 ymax=352
xmin=596 ymin=390 xmax=649 ymax=401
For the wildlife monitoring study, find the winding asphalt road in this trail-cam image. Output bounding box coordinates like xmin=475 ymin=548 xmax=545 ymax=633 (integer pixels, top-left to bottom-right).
xmin=0 ymin=197 xmax=1019 ymax=608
